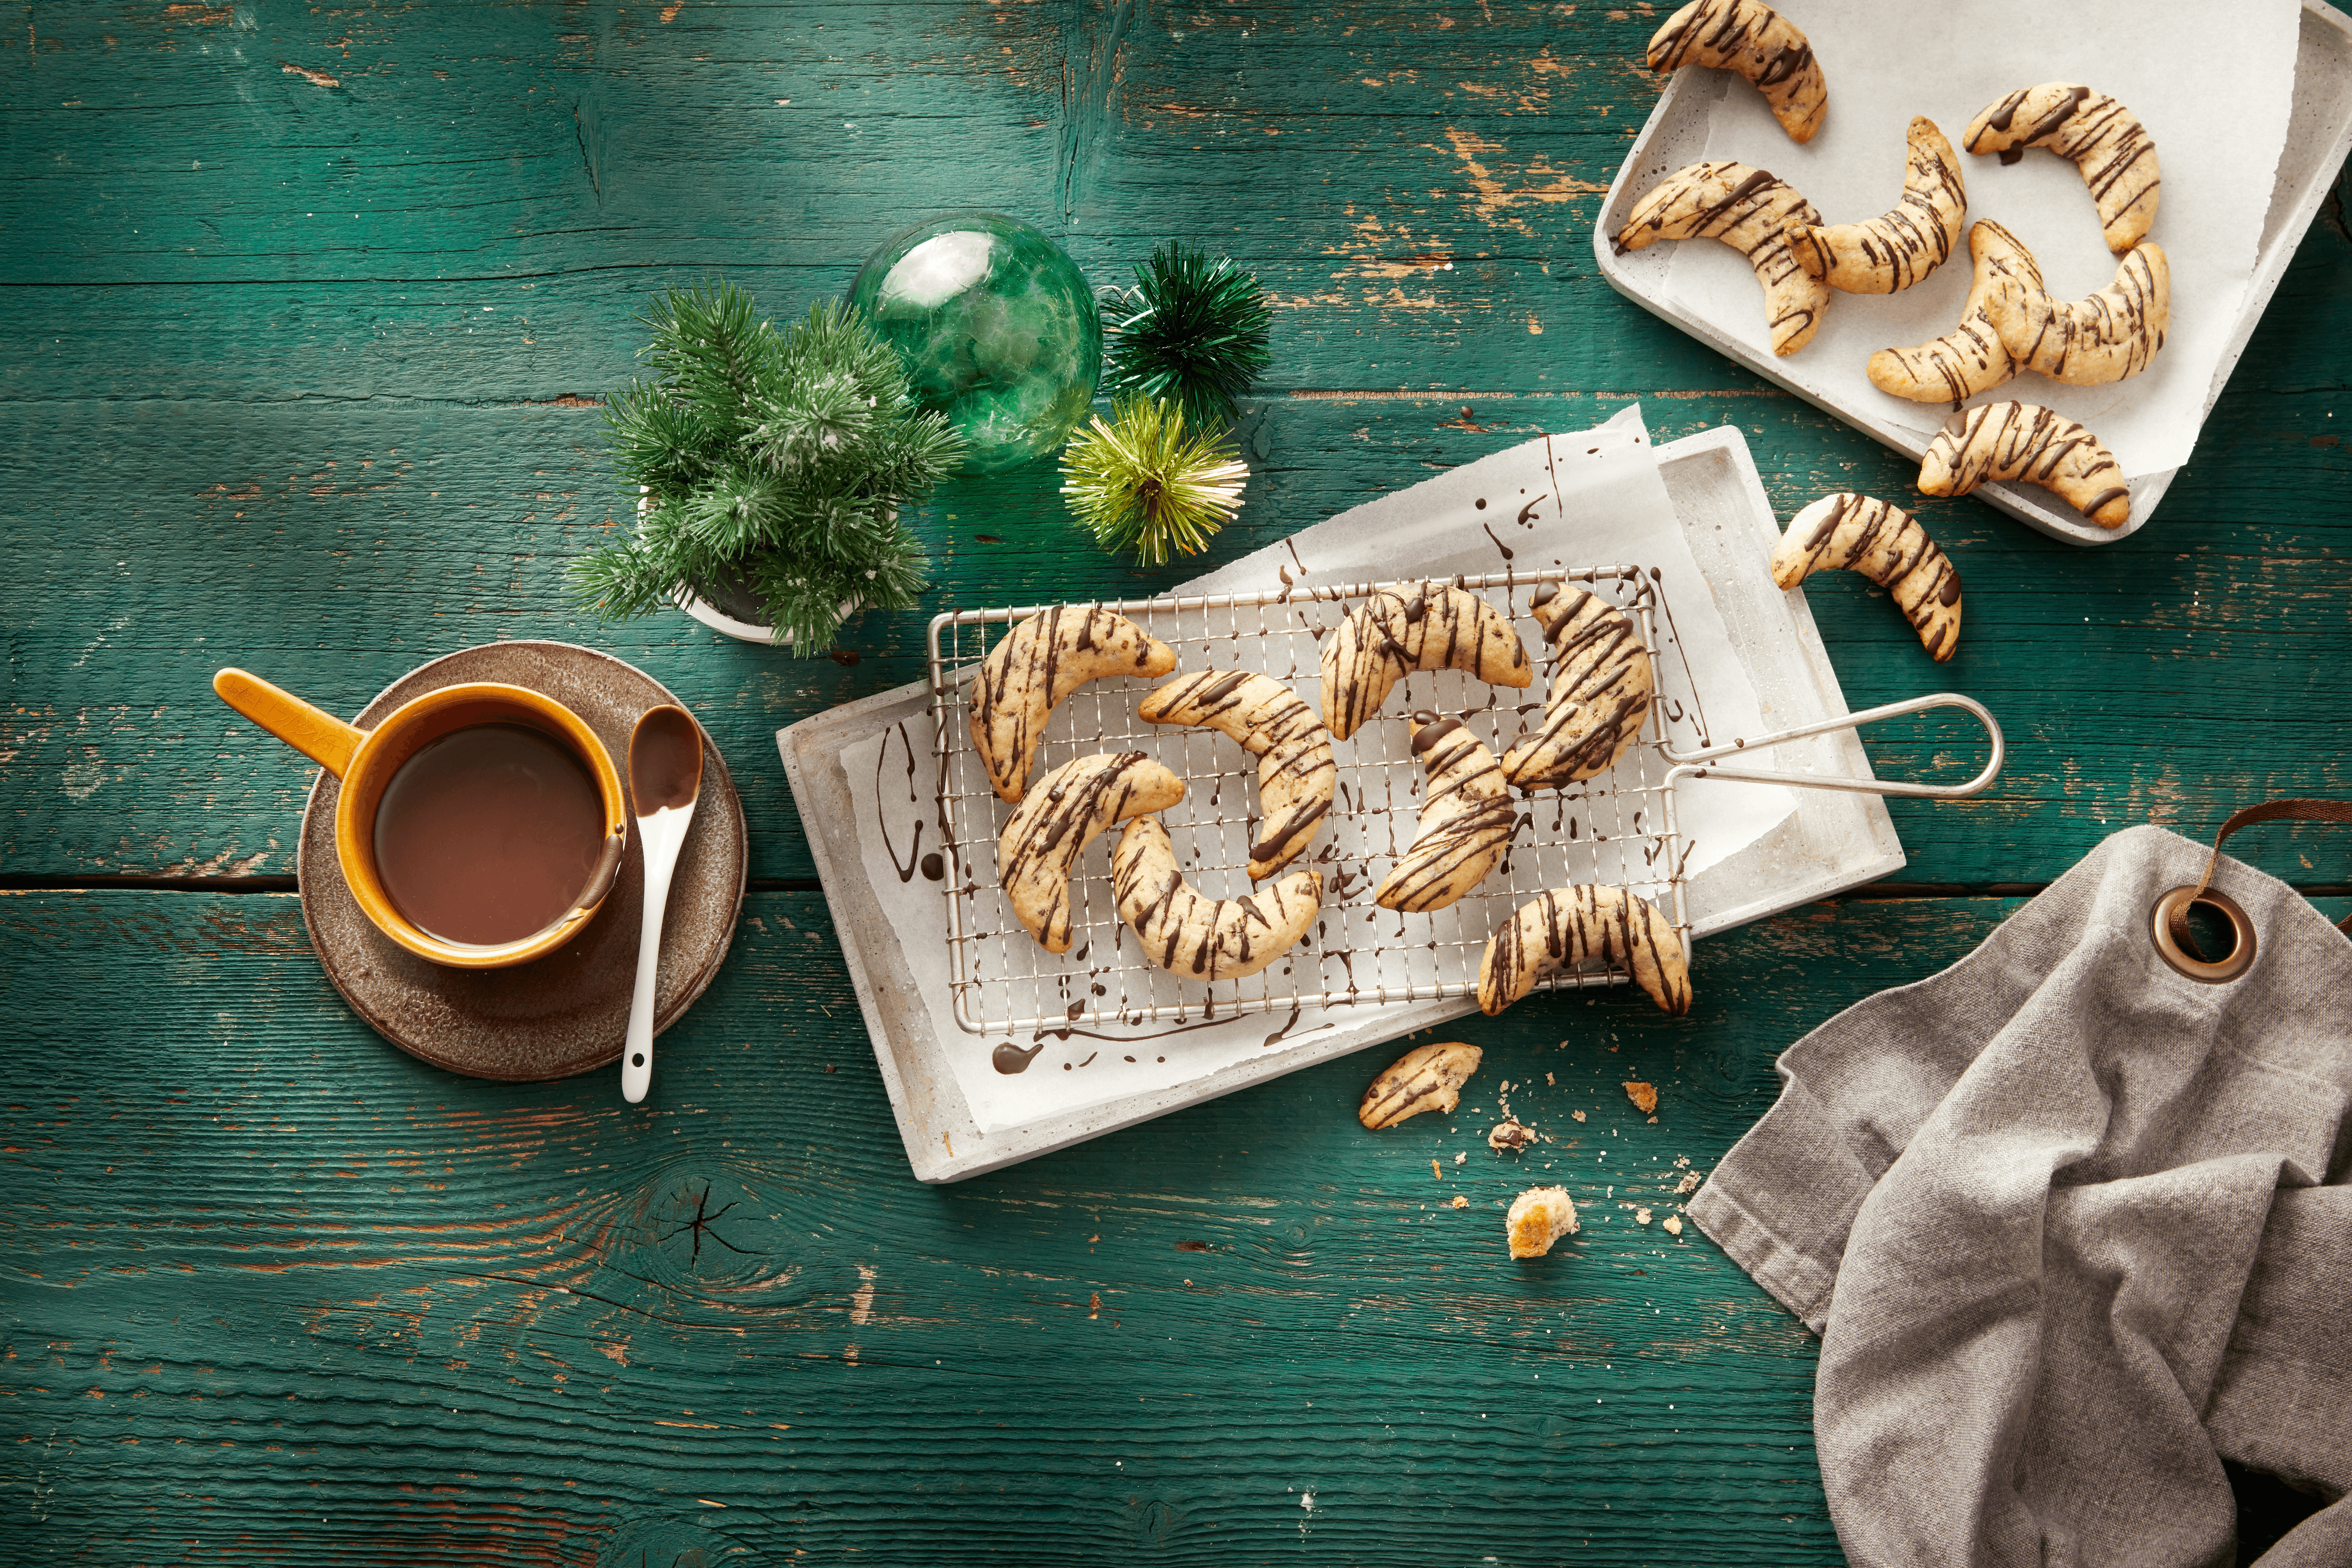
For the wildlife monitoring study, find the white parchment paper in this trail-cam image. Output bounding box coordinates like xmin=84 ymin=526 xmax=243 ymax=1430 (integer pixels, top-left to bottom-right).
xmin=839 ymin=407 xmax=1795 ymax=1135
xmin=1661 ymin=0 xmax=2302 ymax=476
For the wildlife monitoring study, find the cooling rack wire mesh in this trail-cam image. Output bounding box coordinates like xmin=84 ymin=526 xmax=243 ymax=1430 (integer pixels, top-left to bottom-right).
xmin=925 ymin=569 xmax=1694 ymax=1036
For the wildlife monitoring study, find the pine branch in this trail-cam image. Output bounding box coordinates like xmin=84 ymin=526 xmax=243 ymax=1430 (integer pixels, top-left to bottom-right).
xmin=571 ymin=282 xmax=966 ymax=655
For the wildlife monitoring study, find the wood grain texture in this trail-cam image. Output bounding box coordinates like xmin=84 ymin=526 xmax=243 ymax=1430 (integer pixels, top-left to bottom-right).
xmin=6 ymin=381 xmax=2351 ymax=888
xmin=6 ymin=887 xmax=2094 ymax=1562
xmin=3 ymin=3 xmax=2347 ymax=889
xmin=3 ymin=0 xmax=2349 ymax=1560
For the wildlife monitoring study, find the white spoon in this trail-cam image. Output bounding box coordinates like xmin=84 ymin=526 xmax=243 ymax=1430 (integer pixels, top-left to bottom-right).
xmin=621 ymin=704 xmax=704 ymax=1104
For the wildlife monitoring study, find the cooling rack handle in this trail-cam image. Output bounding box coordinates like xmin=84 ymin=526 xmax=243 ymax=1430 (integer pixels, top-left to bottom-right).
xmin=1659 ymin=693 xmax=2004 ymax=800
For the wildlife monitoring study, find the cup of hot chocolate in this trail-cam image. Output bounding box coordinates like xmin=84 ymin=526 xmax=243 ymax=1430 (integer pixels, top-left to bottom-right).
xmin=213 ymin=668 xmax=631 ymax=969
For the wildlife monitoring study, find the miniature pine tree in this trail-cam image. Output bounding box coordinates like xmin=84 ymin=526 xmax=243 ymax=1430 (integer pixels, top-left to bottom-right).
xmin=1061 ymin=395 xmax=1248 ymax=568
xmin=1098 ymin=243 xmax=1272 ymax=429
xmin=570 ymin=281 xmax=964 ymax=654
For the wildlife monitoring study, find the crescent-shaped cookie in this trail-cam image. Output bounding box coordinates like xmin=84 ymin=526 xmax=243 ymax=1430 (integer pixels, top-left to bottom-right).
xmin=997 ymin=752 xmax=1185 ymax=954
xmin=1986 ymin=242 xmax=2169 ymax=387
xmin=1318 ymin=582 xmax=1532 ymax=742
xmin=1787 ymin=117 xmax=1966 ymax=294
xmin=1375 ymin=713 xmax=1518 ymax=913
xmin=1138 ymin=669 xmax=1336 ymax=881
xmin=1866 ymin=220 xmax=2045 ymax=408
xmin=1614 ymin=161 xmax=1830 ymax=356
xmin=1500 ymin=584 xmax=1655 ymax=791
xmin=1771 ymin=493 xmax=1962 ymax=662
xmin=1916 ymin=402 xmax=2131 ymax=530
xmin=1111 ymin=817 xmax=1321 ymax=983
xmin=1644 ymin=0 xmax=1827 ymax=144
xmin=1477 ymin=886 xmax=1691 ymax=1017
xmin=969 ymin=606 xmax=1178 ymax=804
xmin=1963 ymin=84 xmax=2159 ymax=253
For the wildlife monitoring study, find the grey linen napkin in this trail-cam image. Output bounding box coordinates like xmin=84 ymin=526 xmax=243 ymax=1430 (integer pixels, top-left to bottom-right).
xmin=1690 ymin=825 xmax=2352 ymax=1566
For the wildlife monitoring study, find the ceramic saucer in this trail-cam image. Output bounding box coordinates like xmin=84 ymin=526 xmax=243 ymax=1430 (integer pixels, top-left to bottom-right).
xmin=297 ymin=641 xmax=748 ymax=1081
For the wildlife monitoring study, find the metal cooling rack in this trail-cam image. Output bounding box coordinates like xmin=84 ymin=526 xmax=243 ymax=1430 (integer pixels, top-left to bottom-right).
xmin=924 ymin=569 xmax=1695 ymax=1036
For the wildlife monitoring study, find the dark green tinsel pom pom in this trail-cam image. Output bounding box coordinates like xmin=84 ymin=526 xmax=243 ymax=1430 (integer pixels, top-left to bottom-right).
xmin=1099 ymin=243 xmax=1272 ymax=430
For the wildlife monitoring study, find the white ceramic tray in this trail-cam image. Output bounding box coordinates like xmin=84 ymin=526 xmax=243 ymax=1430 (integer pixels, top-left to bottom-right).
xmin=1595 ymin=0 xmax=2352 ymax=546
xmin=779 ymin=424 xmax=1908 ymax=1182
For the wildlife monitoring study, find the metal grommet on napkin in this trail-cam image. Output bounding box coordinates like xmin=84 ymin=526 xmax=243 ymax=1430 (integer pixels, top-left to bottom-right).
xmin=2151 ymin=885 xmax=2257 ymax=982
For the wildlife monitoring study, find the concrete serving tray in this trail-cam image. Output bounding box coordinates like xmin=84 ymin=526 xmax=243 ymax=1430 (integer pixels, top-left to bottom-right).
xmin=1595 ymin=0 xmax=2352 ymax=546
xmin=781 ymin=425 xmax=1906 ymax=1182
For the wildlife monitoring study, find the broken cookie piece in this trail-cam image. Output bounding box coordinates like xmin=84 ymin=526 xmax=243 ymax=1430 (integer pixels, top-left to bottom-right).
xmin=1507 ymin=1186 xmax=1580 ymax=1258
xmin=1623 ymin=1081 xmax=1658 ymax=1115
xmin=1487 ymin=1118 xmax=1536 ymax=1153
xmin=1358 ymin=1041 xmax=1483 ymax=1130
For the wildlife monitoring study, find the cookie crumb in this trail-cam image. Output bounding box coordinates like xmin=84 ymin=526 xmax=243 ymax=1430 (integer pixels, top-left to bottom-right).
xmin=1623 ymin=1081 xmax=1657 ymax=1115
xmin=1432 ymin=1158 xmax=1443 ymax=1180
xmin=1572 ymin=1109 xmax=1587 ymax=1123
xmin=1450 ymin=1195 xmax=1469 ymax=1210
xmin=1546 ymin=1072 xmax=1555 ymax=1085
xmin=1487 ymin=1118 xmax=1536 ymax=1153
xmin=1454 ymin=1150 xmax=1467 ymax=1166
xmin=1676 ymin=1171 xmax=1701 ymax=1195
xmin=1634 ymin=1206 xmax=1653 ymax=1226
xmin=1505 ymin=1186 xmax=1579 ymax=1258
xmin=1663 ymin=1215 xmax=1684 ymax=1236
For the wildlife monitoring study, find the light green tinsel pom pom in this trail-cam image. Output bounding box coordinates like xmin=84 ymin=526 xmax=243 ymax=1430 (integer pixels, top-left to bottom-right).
xmin=1059 ymin=396 xmax=1248 ymax=567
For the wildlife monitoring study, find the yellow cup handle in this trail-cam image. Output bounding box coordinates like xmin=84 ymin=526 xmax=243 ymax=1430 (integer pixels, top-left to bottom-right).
xmin=213 ymin=669 xmax=366 ymax=779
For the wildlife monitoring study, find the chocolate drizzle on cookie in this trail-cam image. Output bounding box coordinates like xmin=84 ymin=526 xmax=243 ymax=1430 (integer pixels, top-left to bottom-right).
xmin=1867 ymin=220 xmax=2044 ymax=409
xmin=1139 ymin=668 xmax=1337 ymax=881
xmin=1965 ymin=83 xmax=2160 ymax=253
xmin=1786 ymin=117 xmax=1967 ymax=296
xmin=1613 ymin=160 xmax=1830 ymax=356
xmin=1917 ymin=402 xmax=2132 ymax=530
xmin=969 ymin=605 xmax=1178 ymax=804
xmin=1376 ymin=714 xmax=1518 ymax=913
xmin=1987 ymin=243 xmax=2169 ymax=387
xmin=1772 ymin=493 xmax=1963 ymax=661
xmin=1478 ymin=885 xmax=1692 ymax=1017
xmin=1317 ymin=582 xmax=1533 ymax=741
xmin=1111 ymin=817 xmax=1321 ymax=984
xmin=1501 ymin=586 xmax=1656 ymax=791
xmin=1645 ymin=0 xmax=1828 ymax=144
xmin=997 ymin=751 xmax=1187 ymax=954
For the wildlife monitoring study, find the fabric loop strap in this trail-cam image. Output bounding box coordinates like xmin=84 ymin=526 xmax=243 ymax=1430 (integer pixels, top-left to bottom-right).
xmin=2171 ymin=799 xmax=2352 ymax=959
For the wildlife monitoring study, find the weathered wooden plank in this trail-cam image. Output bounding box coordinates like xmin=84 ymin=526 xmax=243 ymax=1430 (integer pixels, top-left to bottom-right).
xmin=4 ymin=1 xmax=2344 ymax=406
xmin=9 ymin=887 xmax=2058 ymax=1562
xmin=6 ymin=379 xmax=2351 ymax=889
xmin=9 ymin=888 xmax=2341 ymax=1559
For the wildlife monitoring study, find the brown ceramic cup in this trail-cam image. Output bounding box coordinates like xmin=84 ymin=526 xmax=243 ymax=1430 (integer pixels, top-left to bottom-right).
xmin=212 ymin=668 xmax=629 ymax=969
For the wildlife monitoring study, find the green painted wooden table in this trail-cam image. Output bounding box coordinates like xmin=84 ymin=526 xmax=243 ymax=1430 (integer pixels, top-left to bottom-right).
xmin=4 ymin=4 xmax=2347 ymax=1562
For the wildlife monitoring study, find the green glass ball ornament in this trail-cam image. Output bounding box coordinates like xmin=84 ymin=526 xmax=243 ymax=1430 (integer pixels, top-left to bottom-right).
xmin=848 ymin=212 xmax=1102 ymax=474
